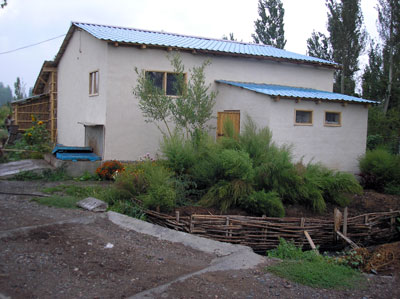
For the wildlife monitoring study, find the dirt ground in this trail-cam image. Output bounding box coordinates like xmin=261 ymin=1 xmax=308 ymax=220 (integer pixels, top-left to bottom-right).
xmin=0 ymin=180 xmax=400 ymax=298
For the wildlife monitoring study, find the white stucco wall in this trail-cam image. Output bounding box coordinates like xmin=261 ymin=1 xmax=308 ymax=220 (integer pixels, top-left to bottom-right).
xmin=57 ymin=32 xmax=367 ymax=172
xmin=103 ymin=45 xmax=334 ymax=160
xmin=57 ymin=30 xmax=108 ymax=147
xmin=216 ymin=84 xmax=369 ymax=173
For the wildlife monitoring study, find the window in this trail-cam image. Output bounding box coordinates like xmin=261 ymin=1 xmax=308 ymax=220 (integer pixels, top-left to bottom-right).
xmin=325 ymin=111 xmax=341 ymax=126
xmin=146 ymin=71 xmax=184 ymax=96
xmin=295 ymin=110 xmax=313 ymax=125
xmin=89 ymin=71 xmax=99 ymax=95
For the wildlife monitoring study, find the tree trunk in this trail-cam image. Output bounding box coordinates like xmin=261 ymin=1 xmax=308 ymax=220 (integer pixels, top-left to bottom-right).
xmin=384 ymin=9 xmax=394 ymax=115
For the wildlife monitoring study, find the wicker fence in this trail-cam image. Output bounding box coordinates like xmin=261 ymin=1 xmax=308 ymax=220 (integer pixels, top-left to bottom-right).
xmin=145 ymin=209 xmax=400 ymax=253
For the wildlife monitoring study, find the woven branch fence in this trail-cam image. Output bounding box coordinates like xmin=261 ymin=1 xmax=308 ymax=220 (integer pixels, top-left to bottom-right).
xmin=144 ymin=209 xmax=400 ymax=254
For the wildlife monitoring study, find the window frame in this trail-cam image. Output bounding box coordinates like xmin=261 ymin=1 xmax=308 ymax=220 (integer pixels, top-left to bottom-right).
xmin=145 ymin=70 xmax=187 ymax=97
xmin=324 ymin=111 xmax=342 ymax=127
xmin=294 ymin=109 xmax=313 ymax=126
xmin=89 ymin=70 xmax=99 ymax=96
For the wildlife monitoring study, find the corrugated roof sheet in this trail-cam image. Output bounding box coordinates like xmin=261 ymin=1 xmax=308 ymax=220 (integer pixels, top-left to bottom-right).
xmin=73 ymin=22 xmax=337 ymax=67
xmin=216 ymin=80 xmax=376 ymax=104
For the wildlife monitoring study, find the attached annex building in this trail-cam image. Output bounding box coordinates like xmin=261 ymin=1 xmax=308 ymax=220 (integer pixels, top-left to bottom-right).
xmin=41 ymin=22 xmax=375 ymax=173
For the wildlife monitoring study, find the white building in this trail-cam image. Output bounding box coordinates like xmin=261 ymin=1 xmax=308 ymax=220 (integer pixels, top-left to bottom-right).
xmin=51 ymin=22 xmax=373 ymax=173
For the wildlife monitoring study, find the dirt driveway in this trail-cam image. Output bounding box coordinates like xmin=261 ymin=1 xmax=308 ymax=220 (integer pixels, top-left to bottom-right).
xmin=0 ymin=180 xmax=399 ymax=299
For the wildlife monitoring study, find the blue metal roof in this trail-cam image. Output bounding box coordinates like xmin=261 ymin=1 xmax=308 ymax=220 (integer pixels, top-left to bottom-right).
xmin=216 ymin=80 xmax=376 ymax=104
xmin=72 ymin=22 xmax=337 ymax=67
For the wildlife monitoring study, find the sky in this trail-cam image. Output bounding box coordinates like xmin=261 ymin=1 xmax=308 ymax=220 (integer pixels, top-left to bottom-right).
xmin=0 ymin=0 xmax=379 ymax=94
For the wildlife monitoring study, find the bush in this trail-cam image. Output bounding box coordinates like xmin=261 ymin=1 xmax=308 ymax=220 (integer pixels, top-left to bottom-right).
xmin=96 ymin=160 xmax=124 ymax=180
xmin=160 ymin=132 xmax=196 ymax=174
xmin=115 ymin=164 xmax=148 ymax=196
xmin=254 ymin=146 xmax=302 ymax=204
xmin=359 ymin=148 xmax=400 ymax=192
xmin=240 ymin=190 xmax=285 ymax=217
xmin=217 ymin=149 xmax=254 ymax=181
xmin=116 ymin=160 xmax=177 ymax=212
xmin=140 ymin=184 xmax=176 ymax=212
xmin=239 ymin=115 xmax=273 ymax=167
xmin=199 ymin=179 xmax=253 ymax=212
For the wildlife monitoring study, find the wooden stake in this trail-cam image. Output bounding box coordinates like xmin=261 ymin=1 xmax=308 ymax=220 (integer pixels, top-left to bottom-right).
xmin=175 ymin=211 xmax=180 ymax=223
xmin=304 ymin=231 xmax=319 ymax=254
xmin=343 ymin=207 xmax=348 ymax=237
xmin=390 ymin=209 xmax=395 ymax=232
xmin=336 ymin=231 xmax=359 ymax=249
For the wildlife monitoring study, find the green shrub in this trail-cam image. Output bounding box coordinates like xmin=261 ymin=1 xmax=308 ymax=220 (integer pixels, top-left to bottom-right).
xmin=140 ymin=184 xmax=176 ymax=212
xmin=199 ymin=179 xmax=253 ymax=212
xmin=359 ymin=148 xmax=400 ymax=192
xmin=240 ymin=190 xmax=285 ymax=217
xmin=218 ymin=149 xmax=254 ymax=181
xmin=115 ymin=163 xmax=148 ymax=196
xmin=239 ymin=115 xmax=273 ymax=167
xmin=268 ymin=238 xmax=319 ymax=261
xmin=160 ymin=132 xmax=196 ymax=174
xmin=109 ymin=200 xmax=146 ymax=220
xmin=172 ymin=174 xmax=201 ymax=206
xmin=116 ymin=161 xmax=177 ymax=212
xmin=254 ymin=146 xmax=302 ymax=204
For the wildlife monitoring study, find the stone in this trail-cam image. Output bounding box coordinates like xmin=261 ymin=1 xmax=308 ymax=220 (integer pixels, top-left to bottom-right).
xmin=76 ymin=197 xmax=108 ymax=212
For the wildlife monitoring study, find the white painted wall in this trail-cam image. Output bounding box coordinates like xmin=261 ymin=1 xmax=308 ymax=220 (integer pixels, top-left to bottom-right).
xmin=57 ymin=30 xmax=368 ymax=173
xmin=216 ymin=84 xmax=368 ymax=173
xmin=57 ymin=30 xmax=108 ymax=146
xmin=103 ymin=45 xmax=334 ymax=160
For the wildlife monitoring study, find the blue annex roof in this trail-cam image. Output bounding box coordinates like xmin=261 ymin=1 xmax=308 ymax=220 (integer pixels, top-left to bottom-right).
xmin=216 ymin=80 xmax=376 ymax=104
xmin=72 ymin=22 xmax=337 ymax=67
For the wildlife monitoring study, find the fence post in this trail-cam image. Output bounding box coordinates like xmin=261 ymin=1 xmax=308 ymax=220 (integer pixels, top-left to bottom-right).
xmin=343 ymin=207 xmax=348 ymax=237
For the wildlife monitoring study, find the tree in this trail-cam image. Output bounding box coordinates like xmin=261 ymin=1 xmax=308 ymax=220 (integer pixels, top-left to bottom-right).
xmin=222 ymin=33 xmax=237 ymax=41
xmin=377 ymin=0 xmax=400 ymax=114
xmin=13 ymin=77 xmax=26 ymax=100
xmin=327 ymin=0 xmax=366 ymax=95
xmin=1 ymin=0 xmax=7 ymax=9
xmin=306 ymin=31 xmax=332 ymax=61
xmin=0 ymin=82 xmax=13 ymax=105
xmin=134 ymin=53 xmax=217 ymax=138
xmin=362 ymin=42 xmax=385 ymax=102
xmin=252 ymin=0 xmax=286 ymax=49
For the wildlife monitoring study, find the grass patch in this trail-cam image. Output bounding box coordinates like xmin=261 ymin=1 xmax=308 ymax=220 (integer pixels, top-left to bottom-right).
xmin=35 ymin=184 xmax=106 ymax=209
xmin=268 ymin=260 xmax=364 ymax=289
xmin=37 ymin=184 xmax=146 ymax=220
xmin=267 ymin=238 xmax=364 ymax=289
xmin=10 ymin=167 xmax=71 ymax=181
xmin=31 ymin=195 xmax=80 ymax=209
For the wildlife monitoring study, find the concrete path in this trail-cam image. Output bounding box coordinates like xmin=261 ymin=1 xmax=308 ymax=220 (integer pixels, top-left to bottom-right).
xmin=0 ymin=159 xmax=53 ymax=179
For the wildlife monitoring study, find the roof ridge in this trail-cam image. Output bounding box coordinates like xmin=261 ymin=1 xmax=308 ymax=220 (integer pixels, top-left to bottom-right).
xmin=72 ymin=21 xmax=281 ymax=49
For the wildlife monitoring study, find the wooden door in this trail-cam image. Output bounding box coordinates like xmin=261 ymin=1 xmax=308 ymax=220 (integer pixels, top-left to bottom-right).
xmin=217 ymin=110 xmax=240 ymax=138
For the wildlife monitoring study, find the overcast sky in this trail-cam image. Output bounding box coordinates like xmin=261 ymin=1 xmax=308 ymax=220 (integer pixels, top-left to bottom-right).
xmin=0 ymin=0 xmax=379 ymax=94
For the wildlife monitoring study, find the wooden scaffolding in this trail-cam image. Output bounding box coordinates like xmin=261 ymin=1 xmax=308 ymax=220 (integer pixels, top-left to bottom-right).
xmin=12 ymin=61 xmax=57 ymax=142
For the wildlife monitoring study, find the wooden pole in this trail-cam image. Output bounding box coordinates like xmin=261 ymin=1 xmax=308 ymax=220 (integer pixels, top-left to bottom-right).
xmin=336 ymin=231 xmax=359 ymax=249
xmin=390 ymin=209 xmax=394 ymax=232
xmin=304 ymin=231 xmax=319 ymax=254
xmin=175 ymin=211 xmax=180 ymax=223
xmin=343 ymin=207 xmax=348 ymax=237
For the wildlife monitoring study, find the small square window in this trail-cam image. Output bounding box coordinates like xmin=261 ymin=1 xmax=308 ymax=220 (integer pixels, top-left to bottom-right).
xmin=146 ymin=71 xmax=164 ymax=91
xmin=325 ymin=111 xmax=341 ymax=126
xmin=166 ymin=73 xmax=181 ymax=96
xmin=145 ymin=71 xmax=186 ymax=96
xmin=295 ymin=110 xmax=313 ymax=125
xmin=89 ymin=71 xmax=99 ymax=95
